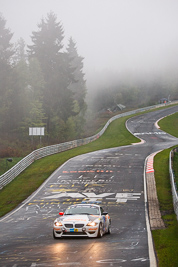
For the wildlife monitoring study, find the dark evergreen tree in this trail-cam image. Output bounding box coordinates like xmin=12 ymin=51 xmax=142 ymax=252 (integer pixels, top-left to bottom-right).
xmin=10 ymin=56 xmax=29 ymax=135
xmin=28 ymin=12 xmax=74 ymax=139
xmin=0 ymin=14 xmax=14 ymax=67
xmin=28 ymin=12 xmax=64 ymax=77
xmin=66 ymin=37 xmax=87 ymax=112
xmin=19 ymin=57 xmax=46 ymax=139
xmin=0 ymin=14 xmax=15 ymax=136
xmin=66 ymin=38 xmax=87 ymax=138
xmin=13 ymin=38 xmax=27 ymax=64
xmin=9 ymin=38 xmax=46 ymax=140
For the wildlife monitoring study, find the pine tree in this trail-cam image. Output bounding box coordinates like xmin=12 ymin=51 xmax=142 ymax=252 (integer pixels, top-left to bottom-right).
xmin=0 ymin=14 xmax=15 ymax=135
xmin=0 ymin=14 xmax=14 ymax=67
xmin=13 ymin=38 xmax=27 ymax=64
xmin=28 ymin=12 xmax=74 ymax=139
xmin=23 ymin=58 xmax=46 ymax=134
xmin=66 ymin=37 xmax=87 ymax=113
xmin=28 ymin=12 xmax=64 ymax=77
xmin=66 ymin=38 xmax=87 ymax=137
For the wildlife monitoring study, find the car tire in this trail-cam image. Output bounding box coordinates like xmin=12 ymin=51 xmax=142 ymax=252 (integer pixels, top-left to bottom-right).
xmin=106 ymin=224 xmax=111 ymax=234
xmin=97 ymin=223 xmax=103 ymax=238
xmin=53 ymin=230 xmax=58 ymax=239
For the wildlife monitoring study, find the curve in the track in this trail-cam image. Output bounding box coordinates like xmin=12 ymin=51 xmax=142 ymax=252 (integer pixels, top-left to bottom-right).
xmin=0 ymin=105 xmax=178 ymax=267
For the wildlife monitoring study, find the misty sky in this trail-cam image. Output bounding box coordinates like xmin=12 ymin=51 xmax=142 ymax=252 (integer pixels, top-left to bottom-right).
xmin=1 ymin=0 xmax=178 ymax=80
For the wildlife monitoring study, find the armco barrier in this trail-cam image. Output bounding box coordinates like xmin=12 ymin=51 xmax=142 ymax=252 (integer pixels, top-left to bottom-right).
xmin=0 ymin=101 xmax=178 ymax=189
xmin=169 ymin=147 xmax=178 ymax=220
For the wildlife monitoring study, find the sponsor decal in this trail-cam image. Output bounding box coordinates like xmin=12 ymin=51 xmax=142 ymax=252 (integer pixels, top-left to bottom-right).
xmin=70 ymin=228 xmax=78 ymax=232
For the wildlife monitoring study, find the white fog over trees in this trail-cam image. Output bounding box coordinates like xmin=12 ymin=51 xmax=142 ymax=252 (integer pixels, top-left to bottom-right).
xmin=0 ymin=1 xmax=178 ymax=156
xmin=0 ymin=12 xmax=87 ymax=154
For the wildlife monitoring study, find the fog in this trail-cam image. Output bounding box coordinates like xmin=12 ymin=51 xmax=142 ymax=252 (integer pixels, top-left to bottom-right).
xmin=1 ymin=0 xmax=178 ymax=86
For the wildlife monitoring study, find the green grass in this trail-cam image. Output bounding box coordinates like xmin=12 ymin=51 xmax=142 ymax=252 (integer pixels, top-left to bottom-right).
xmin=153 ymin=148 xmax=178 ymax=267
xmin=0 ymin=157 xmax=23 ymax=175
xmin=152 ymin=111 xmax=178 ymax=267
xmin=173 ymin=152 xmax=178 ymax=189
xmin=158 ymin=112 xmax=178 ymax=138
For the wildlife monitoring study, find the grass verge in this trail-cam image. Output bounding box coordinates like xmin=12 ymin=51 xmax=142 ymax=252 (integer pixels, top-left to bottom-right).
xmin=0 ymin=157 xmax=23 ymax=176
xmin=152 ymin=112 xmax=178 ymax=267
xmin=158 ymin=112 xmax=178 ymax=137
xmin=153 ymin=148 xmax=178 ymax=267
xmin=173 ymin=152 xmax=178 ymax=189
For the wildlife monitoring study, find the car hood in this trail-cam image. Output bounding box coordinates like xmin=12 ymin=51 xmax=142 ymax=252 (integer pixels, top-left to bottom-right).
xmin=58 ymin=214 xmax=100 ymax=223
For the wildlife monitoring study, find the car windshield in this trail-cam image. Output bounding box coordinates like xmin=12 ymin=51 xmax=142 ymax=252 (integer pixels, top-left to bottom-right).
xmin=64 ymin=206 xmax=100 ymax=215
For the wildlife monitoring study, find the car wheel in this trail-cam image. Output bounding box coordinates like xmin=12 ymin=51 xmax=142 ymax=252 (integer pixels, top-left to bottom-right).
xmin=53 ymin=230 xmax=58 ymax=239
xmin=97 ymin=223 xmax=103 ymax=238
xmin=106 ymin=224 xmax=111 ymax=234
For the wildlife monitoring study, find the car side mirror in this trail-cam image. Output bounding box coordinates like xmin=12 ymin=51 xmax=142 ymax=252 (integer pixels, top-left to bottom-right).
xmin=59 ymin=212 xmax=64 ymax=216
xmin=102 ymin=211 xmax=108 ymax=215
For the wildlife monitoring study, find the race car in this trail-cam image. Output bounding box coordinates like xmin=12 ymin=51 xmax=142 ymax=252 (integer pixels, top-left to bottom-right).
xmin=53 ymin=203 xmax=111 ymax=238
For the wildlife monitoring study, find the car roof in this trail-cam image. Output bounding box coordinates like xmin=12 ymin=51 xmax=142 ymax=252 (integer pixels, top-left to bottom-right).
xmin=69 ymin=203 xmax=101 ymax=208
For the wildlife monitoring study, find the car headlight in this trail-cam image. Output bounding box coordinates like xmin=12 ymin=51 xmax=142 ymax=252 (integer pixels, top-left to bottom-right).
xmin=87 ymin=221 xmax=98 ymax=226
xmin=54 ymin=221 xmax=63 ymax=227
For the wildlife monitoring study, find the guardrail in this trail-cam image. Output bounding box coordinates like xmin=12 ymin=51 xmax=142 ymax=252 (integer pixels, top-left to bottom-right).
xmin=0 ymin=101 xmax=177 ymax=189
xmin=169 ymin=147 xmax=178 ymax=220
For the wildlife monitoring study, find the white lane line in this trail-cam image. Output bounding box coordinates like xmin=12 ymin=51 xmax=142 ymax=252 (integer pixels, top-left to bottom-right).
xmin=96 ymin=259 xmax=127 ymax=263
xmin=134 ymin=132 xmax=166 ymax=135
xmin=155 ymin=112 xmax=176 ymax=129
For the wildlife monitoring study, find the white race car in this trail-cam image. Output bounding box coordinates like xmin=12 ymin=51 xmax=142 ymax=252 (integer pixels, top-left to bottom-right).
xmin=53 ymin=203 xmax=111 ymax=238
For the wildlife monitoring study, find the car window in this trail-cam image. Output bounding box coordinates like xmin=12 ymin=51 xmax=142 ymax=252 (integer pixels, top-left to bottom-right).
xmin=65 ymin=206 xmax=100 ymax=215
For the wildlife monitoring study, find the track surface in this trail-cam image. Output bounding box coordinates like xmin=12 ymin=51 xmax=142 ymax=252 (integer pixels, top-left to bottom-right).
xmin=0 ymin=105 xmax=178 ymax=267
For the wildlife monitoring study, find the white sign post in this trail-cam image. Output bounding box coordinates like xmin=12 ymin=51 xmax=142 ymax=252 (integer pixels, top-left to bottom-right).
xmin=29 ymin=127 xmax=45 ymax=146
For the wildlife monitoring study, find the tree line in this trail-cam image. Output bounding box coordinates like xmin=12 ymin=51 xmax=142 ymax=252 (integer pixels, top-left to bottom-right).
xmin=0 ymin=12 xmax=86 ymax=154
xmin=1 ymin=11 xmax=178 ymax=157
xmin=87 ymin=68 xmax=178 ymax=114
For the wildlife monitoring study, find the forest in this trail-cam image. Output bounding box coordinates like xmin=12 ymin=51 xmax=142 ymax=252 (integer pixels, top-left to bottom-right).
xmin=0 ymin=12 xmax=87 ymax=156
xmin=0 ymin=11 xmax=178 ymax=157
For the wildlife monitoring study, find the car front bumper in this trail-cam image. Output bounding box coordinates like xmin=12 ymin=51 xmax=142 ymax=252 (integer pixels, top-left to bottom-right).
xmin=53 ymin=225 xmax=99 ymax=238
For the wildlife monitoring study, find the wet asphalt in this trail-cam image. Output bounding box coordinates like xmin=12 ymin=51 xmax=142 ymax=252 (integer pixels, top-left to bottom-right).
xmin=0 ymin=105 xmax=178 ymax=267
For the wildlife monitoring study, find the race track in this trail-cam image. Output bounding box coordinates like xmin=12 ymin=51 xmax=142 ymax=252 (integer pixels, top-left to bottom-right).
xmin=0 ymin=105 xmax=178 ymax=267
